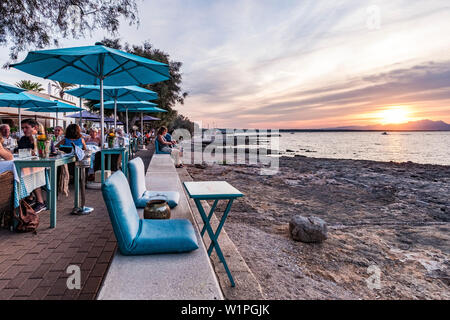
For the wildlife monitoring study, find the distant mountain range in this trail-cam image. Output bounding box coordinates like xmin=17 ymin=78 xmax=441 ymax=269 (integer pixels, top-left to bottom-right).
xmin=327 ymin=119 xmax=450 ymax=131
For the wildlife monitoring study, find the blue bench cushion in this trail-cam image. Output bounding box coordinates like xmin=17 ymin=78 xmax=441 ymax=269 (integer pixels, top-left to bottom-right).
xmin=155 ymin=139 xmax=171 ymax=154
xmin=129 ymin=157 xmax=179 ymax=208
xmin=102 ymin=170 xmax=198 ymax=256
xmin=102 ymin=170 xmax=141 ymax=254
xmin=133 ymin=219 xmax=198 ymax=255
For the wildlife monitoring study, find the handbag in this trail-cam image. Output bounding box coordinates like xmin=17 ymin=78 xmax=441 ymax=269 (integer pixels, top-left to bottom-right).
xmin=15 ymin=199 xmax=39 ymax=233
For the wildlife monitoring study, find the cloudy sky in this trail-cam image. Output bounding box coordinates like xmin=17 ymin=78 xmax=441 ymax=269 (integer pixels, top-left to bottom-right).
xmin=2 ymin=0 xmax=450 ymax=129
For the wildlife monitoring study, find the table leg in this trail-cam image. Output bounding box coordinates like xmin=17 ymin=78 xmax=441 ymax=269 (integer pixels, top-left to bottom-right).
xmin=107 ymin=154 xmax=111 ymax=171
xmin=74 ymin=164 xmax=80 ymax=208
xmin=122 ymin=150 xmax=127 ymax=178
xmin=13 ymin=164 xmax=22 ymax=231
xmin=49 ymin=164 xmax=57 ymax=228
xmin=207 ymin=199 xmax=234 ymax=256
xmin=101 ymin=152 xmax=105 ymax=184
xmin=194 ymin=199 xmax=235 ymax=287
xmin=201 ymin=199 xmax=219 ymax=236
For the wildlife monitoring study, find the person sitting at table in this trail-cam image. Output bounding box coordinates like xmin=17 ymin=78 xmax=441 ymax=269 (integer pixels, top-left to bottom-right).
xmin=85 ymin=128 xmax=101 ymax=146
xmin=0 ymin=136 xmax=13 ymax=160
xmin=56 ymin=124 xmax=87 ymax=151
xmin=0 ymin=124 xmax=10 ymax=141
xmin=17 ymin=119 xmax=47 ymax=213
xmin=53 ymin=126 xmax=64 ymax=143
xmin=0 ymin=124 xmax=17 ymax=150
xmin=17 ymin=119 xmax=38 ymax=154
xmin=157 ymin=126 xmax=183 ymax=168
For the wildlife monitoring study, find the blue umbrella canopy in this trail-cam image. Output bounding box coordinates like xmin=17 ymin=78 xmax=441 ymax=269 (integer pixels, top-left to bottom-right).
xmin=11 ymin=42 xmax=170 ymax=146
xmin=137 ymin=115 xmax=160 ymax=121
xmin=66 ymin=110 xmax=122 ymax=124
xmin=26 ymin=101 xmax=84 ymax=126
xmin=0 ymin=92 xmax=57 ymax=133
xmin=0 ymin=81 xmax=27 ymax=93
xmin=66 ymin=85 xmax=158 ymax=128
xmin=10 ymin=44 xmax=170 ymax=85
xmin=93 ymin=101 xmax=165 ymax=133
xmin=26 ymin=100 xmax=84 ymax=113
xmin=93 ymin=100 xmax=160 ymax=110
xmin=65 ymin=85 xmax=158 ymax=101
xmin=0 ymin=92 xmax=56 ymax=108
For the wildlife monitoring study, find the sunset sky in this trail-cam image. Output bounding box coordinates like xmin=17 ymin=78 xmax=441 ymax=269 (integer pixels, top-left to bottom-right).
xmin=1 ymin=0 xmax=450 ymax=129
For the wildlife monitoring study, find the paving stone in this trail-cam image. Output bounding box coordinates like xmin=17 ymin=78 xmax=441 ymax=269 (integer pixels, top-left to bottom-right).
xmin=89 ymin=263 xmax=108 ymax=278
xmin=30 ymin=263 xmax=53 ymax=279
xmin=97 ymin=251 xmax=114 ymax=264
xmin=80 ymin=257 xmax=97 ymax=272
xmin=29 ymin=286 xmax=51 ymax=300
xmin=5 ymin=271 xmax=32 ymax=289
xmin=80 ymin=276 xmax=103 ymax=294
xmin=1 ymin=264 xmax=26 ymax=280
xmin=50 ymin=257 xmax=72 ymax=272
xmin=13 ymin=278 xmax=42 ymax=297
xmin=45 ymin=277 xmax=69 ymax=296
xmin=0 ymin=288 xmax=15 ymax=299
xmin=39 ymin=270 xmax=61 ymax=287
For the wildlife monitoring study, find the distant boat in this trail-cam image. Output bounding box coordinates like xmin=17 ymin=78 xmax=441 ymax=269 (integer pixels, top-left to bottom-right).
xmin=382 ymin=132 xmax=388 ymax=135
xmin=290 ymin=132 xmax=295 ymax=134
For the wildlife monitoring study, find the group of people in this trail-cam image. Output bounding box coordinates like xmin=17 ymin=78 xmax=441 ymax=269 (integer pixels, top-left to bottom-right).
xmin=1 ymin=120 xmax=185 ymax=213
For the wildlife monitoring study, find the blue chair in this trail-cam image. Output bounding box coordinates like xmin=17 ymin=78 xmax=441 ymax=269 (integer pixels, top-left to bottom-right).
xmin=128 ymin=157 xmax=180 ymax=208
xmin=102 ymin=170 xmax=198 ymax=255
xmin=155 ymin=139 xmax=171 ymax=155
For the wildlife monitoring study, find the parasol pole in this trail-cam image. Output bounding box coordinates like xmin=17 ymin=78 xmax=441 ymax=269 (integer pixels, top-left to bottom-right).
xmin=141 ymin=112 xmax=144 ymax=137
xmin=114 ymin=97 xmax=117 ymax=129
xmin=18 ymin=107 xmax=22 ymax=137
xmin=78 ymin=85 xmax=82 ymax=127
xmin=126 ymin=108 xmax=129 ymax=135
xmin=100 ymin=78 xmax=104 ymax=148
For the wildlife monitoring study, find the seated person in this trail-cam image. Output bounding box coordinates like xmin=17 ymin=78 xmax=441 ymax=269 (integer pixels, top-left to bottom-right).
xmin=0 ymin=124 xmax=18 ymax=150
xmin=17 ymin=119 xmax=47 ymax=213
xmin=56 ymin=124 xmax=87 ymax=151
xmin=50 ymin=126 xmax=64 ymax=154
xmin=164 ymin=131 xmax=175 ymax=145
xmin=85 ymin=128 xmax=102 ymax=146
xmin=17 ymin=119 xmax=37 ymax=153
xmin=0 ymin=136 xmax=13 ymax=160
xmin=53 ymin=126 xmax=64 ymax=143
xmin=157 ymin=126 xmax=183 ymax=168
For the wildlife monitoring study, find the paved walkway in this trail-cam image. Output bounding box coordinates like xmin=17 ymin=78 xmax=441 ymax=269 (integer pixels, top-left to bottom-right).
xmin=0 ymin=148 xmax=153 ymax=300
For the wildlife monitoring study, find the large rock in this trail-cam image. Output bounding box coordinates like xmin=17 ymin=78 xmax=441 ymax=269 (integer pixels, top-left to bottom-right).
xmin=289 ymin=215 xmax=328 ymax=243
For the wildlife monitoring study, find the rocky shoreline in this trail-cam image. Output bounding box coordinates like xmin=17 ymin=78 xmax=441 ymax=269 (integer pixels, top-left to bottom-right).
xmin=185 ymin=155 xmax=450 ymax=299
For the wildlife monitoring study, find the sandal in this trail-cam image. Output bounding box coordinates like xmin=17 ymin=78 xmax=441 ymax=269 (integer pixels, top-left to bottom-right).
xmin=175 ymin=164 xmax=184 ymax=168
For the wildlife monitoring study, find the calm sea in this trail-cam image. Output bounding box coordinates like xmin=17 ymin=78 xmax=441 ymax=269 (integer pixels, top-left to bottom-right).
xmin=275 ymin=131 xmax=450 ymax=166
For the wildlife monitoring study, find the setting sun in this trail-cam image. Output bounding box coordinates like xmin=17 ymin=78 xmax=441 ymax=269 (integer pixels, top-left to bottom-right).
xmin=377 ymin=106 xmax=411 ymax=124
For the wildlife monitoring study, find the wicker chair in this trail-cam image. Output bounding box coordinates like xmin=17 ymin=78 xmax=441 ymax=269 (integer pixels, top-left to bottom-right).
xmin=0 ymin=171 xmax=14 ymax=229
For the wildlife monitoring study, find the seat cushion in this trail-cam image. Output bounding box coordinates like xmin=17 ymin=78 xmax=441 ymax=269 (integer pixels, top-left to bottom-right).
xmin=128 ymin=157 xmax=147 ymax=203
xmin=130 ymin=219 xmax=199 ymax=255
xmin=135 ymin=191 xmax=180 ymax=209
xmin=102 ymin=171 xmax=141 ymax=255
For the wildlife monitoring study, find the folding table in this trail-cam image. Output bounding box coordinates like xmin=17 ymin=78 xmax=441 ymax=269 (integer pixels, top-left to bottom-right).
xmin=14 ymin=154 xmax=79 ymax=228
xmin=183 ymin=181 xmax=243 ymax=287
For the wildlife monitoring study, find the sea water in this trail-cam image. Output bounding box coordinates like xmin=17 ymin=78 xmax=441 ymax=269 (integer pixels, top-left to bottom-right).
xmin=276 ymin=131 xmax=450 ymax=165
